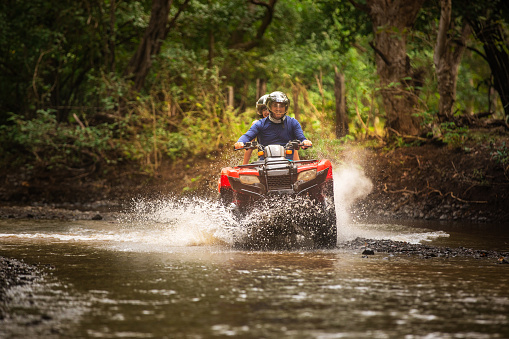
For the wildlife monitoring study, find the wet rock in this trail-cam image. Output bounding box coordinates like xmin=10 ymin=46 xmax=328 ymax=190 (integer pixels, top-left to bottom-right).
xmin=362 ymin=248 xmax=375 ymax=255
xmin=338 ymin=237 xmax=508 ymax=263
xmin=498 ymin=257 xmax=509 ymax=264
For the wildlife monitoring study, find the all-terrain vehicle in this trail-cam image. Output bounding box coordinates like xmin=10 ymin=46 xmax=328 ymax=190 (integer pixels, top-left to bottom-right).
xmin=218 ymin=141 xmax=337 ymax=249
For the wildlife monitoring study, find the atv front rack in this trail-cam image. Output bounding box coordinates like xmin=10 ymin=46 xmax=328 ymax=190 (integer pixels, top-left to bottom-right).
xmin=236 ymin=159 xmax=317 ymax=168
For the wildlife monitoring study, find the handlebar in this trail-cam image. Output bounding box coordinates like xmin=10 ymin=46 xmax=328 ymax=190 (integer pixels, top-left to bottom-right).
xmin=234 ymin=140 xmax=312 ymax=151
xmin=287 ymin=140 xmax=313 ymax=150
xmin=233 ymin=141 xmax=259 ymax=151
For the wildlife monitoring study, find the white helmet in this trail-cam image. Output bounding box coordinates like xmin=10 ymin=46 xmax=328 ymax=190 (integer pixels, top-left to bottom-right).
xmin=266 ymin=91 xmax=290 ymax=123
xmin=256 ymin=94 xmax=269 ymax=118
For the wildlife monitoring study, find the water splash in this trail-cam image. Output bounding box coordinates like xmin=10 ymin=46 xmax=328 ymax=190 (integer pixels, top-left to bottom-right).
xmin=332 ymin=164 xmax=373 ymax=241
xmin=330 ymin=163 xmax=449 ymax=244
xmin=0 ymin=197 xmax=241 ymax=251
xmin=119 ymin=194 xmax=336 ymax=251
xmin=117 ymin=196 xmax=238 ymax=248
xmin=231 ymin=196 xmax=336 ymax=250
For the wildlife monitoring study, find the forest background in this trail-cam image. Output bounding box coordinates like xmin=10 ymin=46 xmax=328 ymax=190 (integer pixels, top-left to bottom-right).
xmin=1 ymin=0 xmax=509 ymax=216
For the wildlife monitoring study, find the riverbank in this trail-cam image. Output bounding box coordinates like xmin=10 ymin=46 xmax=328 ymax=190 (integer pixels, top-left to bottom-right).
xmin=353 ymin=140 xmax=509 ymax=223
xmin=338 ymin=238 xmax=509 ymax=263
xmin=1 ymin=134 xmax=509 ymax=222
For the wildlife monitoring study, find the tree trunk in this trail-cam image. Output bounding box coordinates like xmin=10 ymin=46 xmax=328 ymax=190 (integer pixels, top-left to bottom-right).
xmin=227 ymin=86 xmax=234 ymax=108
xmin=434 ymin=0 xmax=470 ymax=122
xmin=364 ymin=0 xmax=426 ymax=136
xmin=107 ymin=0 xmax=116 ymax=72
xmin=125 ymin=0 xmax=172 ymax=92
xmin=470 ymin=19 xmax=509 ymax=118
xmin=292 ymin=84 xmax=300 ymax=120
xmin=256 ymin=78 xmax=266 ymax=100
xmin=334 ymin=66 xmax=348 ymax=138
xmin=208 ymin=29 xmax=214 ymax=69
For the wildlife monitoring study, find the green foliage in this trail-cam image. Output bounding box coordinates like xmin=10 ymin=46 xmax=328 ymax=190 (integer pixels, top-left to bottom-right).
xmin=472 ymin=168 xmax=488 ymax=185
xmin=456 ymin=46 xmax=494 ymax=116
xmin=1 ymin=0 xmax=508 ymax=177
xmin=0 ymin=109 xmax=119 ymax=169
xmin=490 ymin=142 xmax=509 ymax=174
xmin=439 ymin=122 xmax=469 ymax=148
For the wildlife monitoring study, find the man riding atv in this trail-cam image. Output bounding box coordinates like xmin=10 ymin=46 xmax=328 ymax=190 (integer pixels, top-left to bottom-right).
xmin=221 ymin=91 xmax=335 ymax=249
xmin=235 ymin=91 xmax=312 ymax=154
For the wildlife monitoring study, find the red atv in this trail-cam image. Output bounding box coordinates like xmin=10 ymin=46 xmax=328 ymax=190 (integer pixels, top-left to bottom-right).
xmin=218 ymin=141 xmax=337 ymax=249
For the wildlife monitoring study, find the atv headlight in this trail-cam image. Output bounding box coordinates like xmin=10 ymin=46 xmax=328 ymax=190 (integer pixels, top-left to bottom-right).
xmin=297 ymin=169 xmax=317 ymax=182
xmin=239 ymin=175 xmax=260 ymax=185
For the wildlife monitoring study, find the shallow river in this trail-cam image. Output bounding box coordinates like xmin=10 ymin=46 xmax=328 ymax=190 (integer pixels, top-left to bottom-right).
xmin=1 ymin=195 xmax=508 ymax=339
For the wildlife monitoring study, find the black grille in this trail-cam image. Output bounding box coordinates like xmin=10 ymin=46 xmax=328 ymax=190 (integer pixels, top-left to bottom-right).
xmin=266 ymin=175 xmax=292 ymax=190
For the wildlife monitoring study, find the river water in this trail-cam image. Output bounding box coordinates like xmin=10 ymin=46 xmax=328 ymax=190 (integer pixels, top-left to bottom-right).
xmin=1 ymin=168 xmax=509 ymax=338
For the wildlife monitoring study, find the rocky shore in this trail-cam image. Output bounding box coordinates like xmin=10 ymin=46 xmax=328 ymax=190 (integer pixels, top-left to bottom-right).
xmin=0 ymin=257 xmax=43 ymax=319
xmin=338 ymin=237 xmax=509 ymax=264
xmin=0 ymin=203 xmax=121 ymax=221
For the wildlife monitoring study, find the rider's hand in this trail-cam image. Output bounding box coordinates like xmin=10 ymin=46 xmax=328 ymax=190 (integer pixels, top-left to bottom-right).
xmin=235 ymin=142 xmax=245 ymax=149
xmin=302 ymin=140 xmax=312 ymax=148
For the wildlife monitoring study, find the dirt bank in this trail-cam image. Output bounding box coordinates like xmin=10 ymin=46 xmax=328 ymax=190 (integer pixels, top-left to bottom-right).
xmin=357 ymin=140 xmax=509 ymax=223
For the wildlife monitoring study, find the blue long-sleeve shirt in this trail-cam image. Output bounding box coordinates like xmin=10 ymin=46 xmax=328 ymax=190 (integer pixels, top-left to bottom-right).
xmin=237 ymin=117 xmax=307 ymax=146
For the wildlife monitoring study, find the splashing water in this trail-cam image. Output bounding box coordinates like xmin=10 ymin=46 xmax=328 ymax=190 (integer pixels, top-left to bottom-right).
xmin=119 ymin=194 xmax=335 ymax=251
xmin=331 ymin=164 xmax=449 ymax=244
xmin=114 ymin=163 xmax=448 ymax=250
xmin=0 ymin=197 xmax=240 ymax=252
xmin=117 ymin=196 xmax=239 ymax=248
xmin=332 ymin=165 xmax=373 ymax=240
